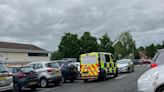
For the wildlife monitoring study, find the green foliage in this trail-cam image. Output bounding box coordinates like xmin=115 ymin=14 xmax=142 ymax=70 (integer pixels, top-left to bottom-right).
xmin=138 ymin=46 xmax=145 ymax=51
xmin=59 ymin=33 xmax=80 ymax=58
xmin=80 ymin=32 xmax=99 ymax=54
xmin=99 ymin=33 xmax=114 ymax=53
xmin=114 ymin=41 xmax=127 ymax=58
xmin=145 ymin=44 xmax=156 ymax=58
xmin=118 ymin=31 xmax=136 ymax=54
xmin=51 ymin=51 xmax=64 ymax=60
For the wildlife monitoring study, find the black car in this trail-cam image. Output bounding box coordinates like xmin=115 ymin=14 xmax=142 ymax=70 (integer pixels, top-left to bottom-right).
xmin=8 ymin=66 xmax=38 ymax=92
xmin=57 ymin=61 xmax=79 ymax=83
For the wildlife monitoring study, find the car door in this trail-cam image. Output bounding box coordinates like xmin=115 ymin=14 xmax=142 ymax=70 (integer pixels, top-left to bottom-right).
xmin=0 ymin=64 xmax=12 ymax=87
xmin=33 ymin=63 xmax=45 ymax=77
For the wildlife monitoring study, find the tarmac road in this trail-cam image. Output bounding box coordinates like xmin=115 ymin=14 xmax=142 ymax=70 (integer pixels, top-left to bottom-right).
xmin=37 ymin=65 xmax=149 ymax=92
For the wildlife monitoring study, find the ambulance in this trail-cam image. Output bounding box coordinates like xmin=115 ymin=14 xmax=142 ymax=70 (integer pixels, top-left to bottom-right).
xmin=80 ymin=52 xmax=118 ymax=82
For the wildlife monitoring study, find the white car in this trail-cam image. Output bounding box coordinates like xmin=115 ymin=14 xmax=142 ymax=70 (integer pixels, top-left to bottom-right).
xmin=28 ymin=61 xmax=62 ymax=88
xmin=138 ymin=49 xmax=164 ymax=92
xmin=117 ymin=59 xmax=134 ymax=73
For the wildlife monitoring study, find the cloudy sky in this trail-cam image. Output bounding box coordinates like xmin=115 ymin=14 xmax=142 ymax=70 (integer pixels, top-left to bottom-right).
xmin=0 ymin=0 xmax=164 ymax=51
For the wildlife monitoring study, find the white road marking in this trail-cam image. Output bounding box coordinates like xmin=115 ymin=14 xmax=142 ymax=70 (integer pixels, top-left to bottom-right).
xmin=115 ymin=74 xmax=127 ymax=80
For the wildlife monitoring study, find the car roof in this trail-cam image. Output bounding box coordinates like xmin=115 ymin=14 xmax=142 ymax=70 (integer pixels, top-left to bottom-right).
xmin=28 ymin=61 xmax=52 ymax=65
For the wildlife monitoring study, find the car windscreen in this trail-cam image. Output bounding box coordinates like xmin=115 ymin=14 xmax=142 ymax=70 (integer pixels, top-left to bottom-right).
xmin=0 ymin=64 xmax=9 ymax=73
xmin=153 ymin=51 xmax=164 ymax=65
xmin=81 ymin=56 xmax=97 ymax=64
xmin=46 ymin=62 xmax=59 ymax=68
xmin=20 ymin=67 xmax=34 ymax=73
xmin=117 ymin=60 xmax=129 ymax=64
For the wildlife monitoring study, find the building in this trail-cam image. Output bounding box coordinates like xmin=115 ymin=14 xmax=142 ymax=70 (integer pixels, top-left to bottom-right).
xmin=0 ymin=42 xmax=50 ymax=66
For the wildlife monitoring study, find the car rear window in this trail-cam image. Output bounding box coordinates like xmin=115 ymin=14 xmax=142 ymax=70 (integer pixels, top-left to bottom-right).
xmin=46 ymin=62 xmax=59 ymax=68
xmin=153 ymin=51 xmax=164 ymax=65
xmin=0 ymin=64 xmax=9 ymax=73
xmin=20 ymin=67 xmax=34 ymax=73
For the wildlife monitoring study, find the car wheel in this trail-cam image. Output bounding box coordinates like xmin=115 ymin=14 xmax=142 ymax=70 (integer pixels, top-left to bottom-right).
xmin=84 ymin=79 xmax=88 ymax=83
xmin=62 ymin=77 xmax=66 ymax=83
xmin=128 ymin=67 xmax=131 ymax=73
xmin=114 ymin=69 xmax=118 ymax=78
xmin=156 ymin=86 xmax=164 ymax=92
xmin=13 ymin=83 xmax=21 ymax=92
xmin=70 ymin=79 xmax=74 ymax=83
xmin=40 ymin=78 xmax=48 ymax=88
xmin=132 ymin=67 xmax=134 ymax=72
xmin=54 ymin=81 xmax=61 ymax=86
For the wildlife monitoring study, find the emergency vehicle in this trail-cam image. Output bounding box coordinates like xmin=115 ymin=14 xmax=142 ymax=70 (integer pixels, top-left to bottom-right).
xmin=80 ymin=52 xmax=118 ymax=82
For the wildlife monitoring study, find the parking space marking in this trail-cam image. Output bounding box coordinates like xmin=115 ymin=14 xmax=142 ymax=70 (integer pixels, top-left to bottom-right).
xmin=115 ymin=74 xmax=127 ymax=80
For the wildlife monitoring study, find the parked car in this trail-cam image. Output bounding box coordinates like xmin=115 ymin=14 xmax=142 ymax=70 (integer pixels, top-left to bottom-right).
xmin=57 ymin=61 xmax=79 ymax=83
xmin=138 ymin=49 xmax=164 ymax=92
xmin=117 ymin=59 xmax=134 ymax=73
xmin=8 ymin=66 xmax=38 ymax=92
xmin=151 ymin=49 xmax=164 ymax=68
xmin=133 ymin=59 xmax=140 ymax=65
xmin=142 ymin=59 xmax=152 ymax=64
xmin=27 ymin=61 xmax=62 ymax=88
xmin=0 ymin=63 xmax=13 ymax=91
xmin=138 ymin=65 xmax=164 ymax=92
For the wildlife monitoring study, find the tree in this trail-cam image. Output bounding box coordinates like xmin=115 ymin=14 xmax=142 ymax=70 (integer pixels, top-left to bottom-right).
xmin=99 ymin=33 xmax=114 ymax=53
xmin=59 ymin=33 xmax=80 ymax=58
xmin=138 ymin=46 xmax=145 ymax=51
xmin=51 ymin=51 xmax=63 ymax=60
xmin=80 ymin=32 xmax=98 ymax=54
xmin=145 ymin=44 xmax=156 ymax=58
xmin=117 ymin=31 xmax=136 ymax=58
xmin=114 ymin=41 xmax=127 ymax=58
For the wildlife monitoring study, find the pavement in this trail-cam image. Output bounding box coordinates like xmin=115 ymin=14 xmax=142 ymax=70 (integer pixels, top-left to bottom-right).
xmin=5 ymin=65 xmax=149 ymax=92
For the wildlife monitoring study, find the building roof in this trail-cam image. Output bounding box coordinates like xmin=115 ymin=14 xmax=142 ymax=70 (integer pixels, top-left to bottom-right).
xmin=0 ymin=42 xmax=48 ymax=53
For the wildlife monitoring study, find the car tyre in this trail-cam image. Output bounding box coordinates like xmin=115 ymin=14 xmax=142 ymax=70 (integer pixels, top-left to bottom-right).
xmin=54 ymin=81 xmax=61 ymax=86
xmin=156 ymin=86 xmax=164 ymax=92
xmin=40 ymin=78 xmax=48 ymax=88
xmin=70 ymin=79 xmax=75 ymax=83
xmin=84 ymin=79 xmax=88 ymax=83
xmin=114 ymin=69 xmax=118 ymax=78
xmin=13 ymin=83 xmax=21 ymax=92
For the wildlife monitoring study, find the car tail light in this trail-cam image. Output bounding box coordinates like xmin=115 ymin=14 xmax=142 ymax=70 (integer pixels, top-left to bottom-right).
xmin=47 ymin=68 xmax=54 ymax=73
xmin=18 ymin=73 xmax=26 ymax=78
xmin=151 ymin=63 xmax=158 ymax=68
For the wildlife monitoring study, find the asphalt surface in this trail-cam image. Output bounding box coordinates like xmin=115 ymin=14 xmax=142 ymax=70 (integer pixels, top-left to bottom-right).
xmin=5 ymin=65 xmax=149 ymax=92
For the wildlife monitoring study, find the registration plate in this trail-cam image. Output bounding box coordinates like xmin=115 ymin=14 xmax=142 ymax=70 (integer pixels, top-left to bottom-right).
xmin=29 ymin=81 xmax=37 ymax=85
xmin=0 ymin=77 xmax=6 ymax=81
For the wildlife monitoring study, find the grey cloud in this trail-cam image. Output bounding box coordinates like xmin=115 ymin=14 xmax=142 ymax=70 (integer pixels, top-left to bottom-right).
xmin=0 ymin=0 xmax=164 ymax=51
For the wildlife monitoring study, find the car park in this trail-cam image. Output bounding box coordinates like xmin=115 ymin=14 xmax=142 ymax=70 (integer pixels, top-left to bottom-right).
xmin=8 ymin=66 xmax=38 ymax=92
xmin=0 ymin=63 xmax=13 ymax=92
xmin=27 ymin=61 xmax=62 ymax=88
xmin=117 ymin=59 xmax=134 ymax=73
xmin=56 ymin=61 xmax=79 ymax=83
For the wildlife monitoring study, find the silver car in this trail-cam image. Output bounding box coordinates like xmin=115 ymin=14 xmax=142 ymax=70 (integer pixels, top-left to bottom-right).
xmin=117 ymin=59 xmax=134 ymax=73
xmin=28 ymin=61 xmax=62 ymax=88
xmin=0 ymin=63 xmax=13 ymax=91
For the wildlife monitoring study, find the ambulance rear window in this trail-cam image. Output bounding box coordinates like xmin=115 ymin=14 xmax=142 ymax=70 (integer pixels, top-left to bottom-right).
xmin=81 ymin=56 xmax=97 ymax=64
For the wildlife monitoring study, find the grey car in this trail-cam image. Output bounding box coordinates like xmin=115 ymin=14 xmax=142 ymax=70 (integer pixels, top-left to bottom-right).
xmin=0 ymin=63 xmax=13 ymax=91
